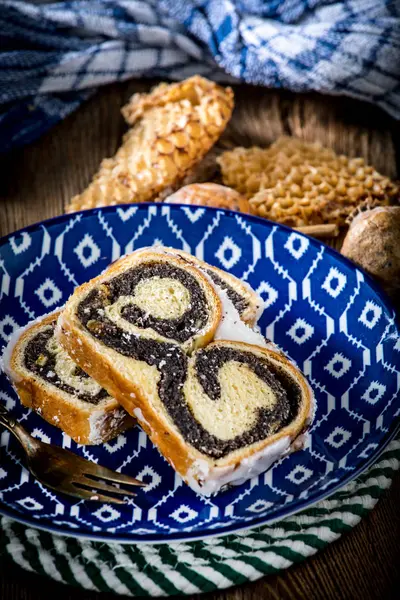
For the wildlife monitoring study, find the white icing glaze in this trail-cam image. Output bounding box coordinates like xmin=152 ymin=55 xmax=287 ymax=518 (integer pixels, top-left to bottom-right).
xmin=88 ymin=407 xmax=127 ymax=444
xmin=211 ymin=281 xmax=268 ymax=347
xmin=133 ymin=407 xmax=150 ymax=427
xmin=186 ymin=435 xmax=291 ymax=496
xmin=54 ymin=312 xmax=66 ymax=343
xmin=196 ymin=266 xmax=282 ymax=352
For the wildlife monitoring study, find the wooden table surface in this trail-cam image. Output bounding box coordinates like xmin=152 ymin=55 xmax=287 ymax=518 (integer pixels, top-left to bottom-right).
xmin=1 ymin=81 xmax=400 ymax=600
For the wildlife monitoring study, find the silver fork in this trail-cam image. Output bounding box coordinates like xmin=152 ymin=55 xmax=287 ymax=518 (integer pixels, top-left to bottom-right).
xmin=0 ymin=404 xmax=145 ymax=504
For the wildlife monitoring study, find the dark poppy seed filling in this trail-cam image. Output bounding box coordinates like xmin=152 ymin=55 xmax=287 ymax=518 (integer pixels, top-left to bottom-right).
xmin=205 ymin=269 xmax=249 ymax=316
xmin=195 ymin=346 xmax=301 ymax=425
xmin=76 ymin=286 xmax=302 ymax=457
xmin=171 ymin=250 xmax=249 ymax=316
xmin=24 ymin=323 xmax=109 ymax=404
xmin=75 ymin=259 xmax=301 ymax=458
xmin=86 ymin=262 xmax=209 ymax=343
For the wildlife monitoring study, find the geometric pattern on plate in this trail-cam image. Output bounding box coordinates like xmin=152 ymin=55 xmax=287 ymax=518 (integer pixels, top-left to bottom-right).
xmin=0 ymin=204 xmax=399 ymax=543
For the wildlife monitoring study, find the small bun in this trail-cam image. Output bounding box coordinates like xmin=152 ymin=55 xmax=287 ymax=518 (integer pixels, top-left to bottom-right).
xmin=165 ymin=183 xmax=252 ymax=213
xmin=341 ymin=206 xmax=400 ymax=301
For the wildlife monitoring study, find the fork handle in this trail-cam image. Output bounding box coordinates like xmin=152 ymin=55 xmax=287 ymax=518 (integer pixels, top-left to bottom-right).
xmin=0 ymin=404 xmax=40 ymax=455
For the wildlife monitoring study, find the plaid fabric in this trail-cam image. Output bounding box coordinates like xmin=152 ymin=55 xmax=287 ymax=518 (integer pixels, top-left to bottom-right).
xmin=1 ymin=0 xmax=399 ymax=152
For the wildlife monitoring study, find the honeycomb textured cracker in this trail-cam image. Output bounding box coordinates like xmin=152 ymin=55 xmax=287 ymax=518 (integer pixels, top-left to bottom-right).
xmin=66 ymin=77 xmax=234 ymax=212
xmin=218 ymin=137 xmax=399 ymax=227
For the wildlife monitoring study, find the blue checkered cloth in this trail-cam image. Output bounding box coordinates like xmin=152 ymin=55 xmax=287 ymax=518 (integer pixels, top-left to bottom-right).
xmin=1 ymin=0 xmax=399 ymax=153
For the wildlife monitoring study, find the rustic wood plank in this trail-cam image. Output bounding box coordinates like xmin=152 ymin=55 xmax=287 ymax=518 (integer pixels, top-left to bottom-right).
xmin=0 ymin=81 xmax=399 ymax=600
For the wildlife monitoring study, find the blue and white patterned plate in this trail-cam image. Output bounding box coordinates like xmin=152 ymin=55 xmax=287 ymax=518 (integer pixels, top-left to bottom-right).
xmin=0 ymin=204 xmax=399 ymax=544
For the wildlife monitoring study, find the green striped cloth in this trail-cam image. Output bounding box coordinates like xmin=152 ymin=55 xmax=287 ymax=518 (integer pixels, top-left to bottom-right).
xmin=1 ymin=437 xmax=399 ymax=596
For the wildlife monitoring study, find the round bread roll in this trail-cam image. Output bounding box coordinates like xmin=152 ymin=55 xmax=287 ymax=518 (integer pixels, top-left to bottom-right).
xmin=341 ymin=206 xmax=400 ymax=301
xmin=165 ymin=183 xmax=252 ymax=213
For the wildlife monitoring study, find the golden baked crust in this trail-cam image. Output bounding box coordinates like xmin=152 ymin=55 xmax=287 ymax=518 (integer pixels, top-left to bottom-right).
xmin=66 ymin=76 xmax=234 ymax=212
xmin=159 ymin=246 xmax=262 ymax=327
xmin=165 ymin=182 xmax=252 ymax=213
xmin=57 ymin=249 xmax=224 ymax=474
xmin=58 ymin=249 xmax=222 ymax=357
xmin=58 ymin=311 xmax=197 ymax=476
xmin=218 ymin=137 xmax=399 ymax=227
xmin=58 ymin=310 xmax=312 ymax=478
xmin=6 ymin=312 xmax=133 ymax=445
xmin=57 ymin=248 xmax=312 ymax=488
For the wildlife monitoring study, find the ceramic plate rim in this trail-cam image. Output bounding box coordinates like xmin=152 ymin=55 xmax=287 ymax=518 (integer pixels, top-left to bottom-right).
xmin=0 ymin=204 xmax=399 ymax=544
xmin=0 ymin=423 xmax=398 ymax=545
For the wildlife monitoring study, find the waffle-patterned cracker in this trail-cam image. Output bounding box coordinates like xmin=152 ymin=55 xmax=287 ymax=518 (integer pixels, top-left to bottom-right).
xmin=218 ymin=137 xmax=398 ymax=227
xmin=66 ymin=77 xmax=234 ymax=212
